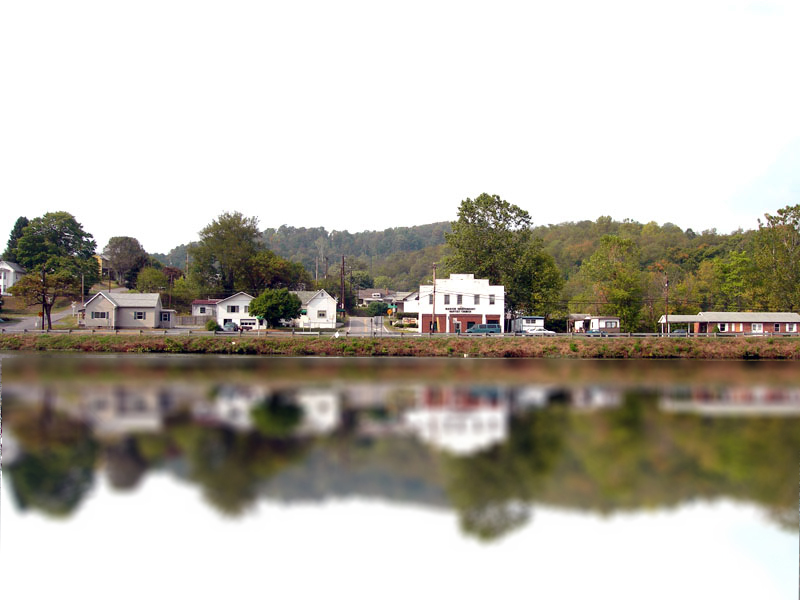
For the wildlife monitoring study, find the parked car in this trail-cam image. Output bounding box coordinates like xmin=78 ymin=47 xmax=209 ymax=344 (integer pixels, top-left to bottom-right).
xmin=465 ymin=324 xmax=502 ymax=335
xmin=585 ymin=329 xmax=607 ymax=337
xmin=222 ymin=322 xmax=239 ymax=332
xmin=526 ymin=327 xmax=555 ymax=336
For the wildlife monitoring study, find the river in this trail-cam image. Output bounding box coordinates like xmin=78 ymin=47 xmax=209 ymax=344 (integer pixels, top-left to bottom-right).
xmin=1 ymin=355 xmax=797 ymax=599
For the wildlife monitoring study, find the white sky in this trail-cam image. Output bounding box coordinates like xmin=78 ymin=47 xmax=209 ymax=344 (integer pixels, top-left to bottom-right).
xmin=1 ymin=474 xmax=795 ymax=599
xmin=2 ymin=0 xmax=799 ymax=254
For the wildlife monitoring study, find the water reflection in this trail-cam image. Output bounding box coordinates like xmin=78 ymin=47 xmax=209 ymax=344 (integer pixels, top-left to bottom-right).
xmin=1 ymin=358 xmax=798 ymax=533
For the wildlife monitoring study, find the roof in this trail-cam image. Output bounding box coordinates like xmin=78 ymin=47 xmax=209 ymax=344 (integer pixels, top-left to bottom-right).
xmin=191 ymin=299 xmax=222 ymax=305
xmin=84 ymin=292 xmax=162 ymax=308
xmin=217 ymin=292 xmax=255 ymax=303
xmin=0 ymin=261 xmax=25 ymax=273
xmin=658 ymin=312 xmax=800 ymax=324
xmin=292 ymin=289 xmax=335 ymax=307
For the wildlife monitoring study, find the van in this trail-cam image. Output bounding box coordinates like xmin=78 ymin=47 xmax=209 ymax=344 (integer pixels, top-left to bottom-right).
xmin=465 ymin=323 xmax=502 ymax=335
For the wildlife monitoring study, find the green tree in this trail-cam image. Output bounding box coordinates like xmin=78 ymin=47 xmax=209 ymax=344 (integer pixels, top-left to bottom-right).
xmin=135 ymin=266 xmax=169 ymax=293
xmin=445 ymin=194 xmax=563 ymax=316
xmin=104 ymin=236 xmax=149 ymax=286
xmin=570 ymin=235 xmax=644 ymax=331
xmin=2 ymin=216 xmax=29 ymax=263
xmin=11 ymin=271 xmax=81 ymax=329
xmin=190 ymin=212 xmax=262 ymax=295
xmin=249 ymin=288 xmax=302 ymax=326
xmin=13 ymin=212 xmax=99 ymax=314
xmin=753 ymin=204 xmax=800 ymax=310
xmin=367 ymin=301 xmax=389 ymax=317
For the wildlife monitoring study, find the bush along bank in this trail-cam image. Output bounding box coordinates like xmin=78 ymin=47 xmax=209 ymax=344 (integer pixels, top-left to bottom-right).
xmin=2 ymin=333 xmax=800 ymax=359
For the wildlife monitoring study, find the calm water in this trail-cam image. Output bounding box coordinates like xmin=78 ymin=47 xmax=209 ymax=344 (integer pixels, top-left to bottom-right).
xmin=1 ymin=355 xmax=797 ymax=599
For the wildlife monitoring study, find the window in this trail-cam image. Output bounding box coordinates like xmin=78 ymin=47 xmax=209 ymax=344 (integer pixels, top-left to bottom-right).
xmin=787 ymin=323 xmax=797 ymax=333
xmin=489 ymin=295 xmax=495 ymax=305
xmin=91 ymin=311 xmax=108 ymax=319
xmin=774 ymin=323 xmax=781 ymax=333
xmin=429 ymin=294 xmax=433 ymax=305
xmin=317 ymin=310 xmax=327 ymax=319
xmin=161 ymin=312 xmax=170 ymax=322
xmin=751 ymin=323 xmax=763 ymax=333
xmin=199 ymin=306 xmax=206 ymax=314
xmin=244 ymin=304 xmax=250 ymax=313
xmin=133 ymin=311 xmax=145 ymax=320
xmin=474 ymin=295 xmax=480 ymax=305
xmin=457 ymin=294 xmax=462 ymax=305
xmin=718 ymin=323 xmax=727 ymax=332
xmin=604 ymin=320 xmax=618 ymax=328
xmin=444 ymin=294 xmax=450 ymax=305
xmin=227 ymin=305 xmax=239 ymax=313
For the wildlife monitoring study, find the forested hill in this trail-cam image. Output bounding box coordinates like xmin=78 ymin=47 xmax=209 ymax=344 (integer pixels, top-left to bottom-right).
xmin=261 ymin=222 xmax=451 ymax=273
xmin=533 ymin=217 xmax=751 ymax=277
xmin=151 ymin=222 xmax=450 ymax=272
xmin=151 ymin=217 xmax=754 ymax=293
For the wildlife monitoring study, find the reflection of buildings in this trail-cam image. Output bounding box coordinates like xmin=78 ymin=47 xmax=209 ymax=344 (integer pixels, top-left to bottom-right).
xmin=296 ymin=389 xmax=340 ymax=435
xmin=660 ymin=387 xmax=800 ymax=416
xmin=84 ymin=387 xmax=176 ymax=435
xmin=403 ymin=387 xmax=510 ymax=455
xmin=194 ymin=385 xmax=342 ymax=434
xmin=572 ymin=387 xmax=622 ymax=410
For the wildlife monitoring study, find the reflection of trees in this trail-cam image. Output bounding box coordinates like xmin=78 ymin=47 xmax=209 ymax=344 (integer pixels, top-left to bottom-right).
xmin=5 ymin=404 xmax=97 ymax=517
xmin=170 ymin=423 xmax=312 ymax=516
xmin=441 ymin=408 xmax=569 ymax=541
xmin=105 ymin=438 xmax=148 ymax=491
xmin=250 ymin=392 xmax=303 ymax=438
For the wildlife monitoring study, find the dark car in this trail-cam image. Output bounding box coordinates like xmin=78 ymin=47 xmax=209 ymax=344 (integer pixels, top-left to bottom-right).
xmin=465 ymin=324 xmax=502 ymax=335
xmin=585 ymin=329 xmax=607 ymax=337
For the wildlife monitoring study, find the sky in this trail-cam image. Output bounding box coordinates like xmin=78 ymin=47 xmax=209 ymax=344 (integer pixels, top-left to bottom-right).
xmin=1 ymin=0 xmax=799 ymax=255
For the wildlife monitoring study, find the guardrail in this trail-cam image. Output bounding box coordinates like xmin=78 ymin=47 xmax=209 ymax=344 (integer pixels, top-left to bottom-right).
xmin=3 ymin=327 xmax=800 ymax=340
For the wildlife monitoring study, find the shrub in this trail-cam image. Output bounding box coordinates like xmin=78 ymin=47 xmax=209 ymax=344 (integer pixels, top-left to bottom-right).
xmin=205 ymin=319 xmax=221 ymax=332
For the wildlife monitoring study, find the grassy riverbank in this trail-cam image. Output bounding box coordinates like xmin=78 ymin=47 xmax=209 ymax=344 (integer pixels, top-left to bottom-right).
xmin=2 ymin=333 xmax=800 ymax=359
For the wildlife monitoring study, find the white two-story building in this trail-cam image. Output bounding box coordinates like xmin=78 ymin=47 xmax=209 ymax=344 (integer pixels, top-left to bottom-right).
xmin=417 ymin=274 xmax=505 ymax=334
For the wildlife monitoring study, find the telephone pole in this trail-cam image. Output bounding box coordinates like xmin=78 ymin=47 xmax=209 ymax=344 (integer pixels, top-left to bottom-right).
xmin=340 ymin=255 xmax=345 ymax=312
xmin=664 ymin=273 xmax=669 ymax=335
xmin=431 ymin=263 xmax=437 ymax=334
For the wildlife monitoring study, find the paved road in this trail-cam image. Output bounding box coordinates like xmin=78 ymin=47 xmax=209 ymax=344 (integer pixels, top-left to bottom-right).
xmin=3 ymin=305 xmax=76 ymax=332
xmin=347 ymin=316 xmax=391 ymax=336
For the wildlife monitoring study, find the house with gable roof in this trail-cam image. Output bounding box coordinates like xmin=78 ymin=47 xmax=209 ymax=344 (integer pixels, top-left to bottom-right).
xmin=0 ymin=260 xmax=26 ymax=295
xmin=83 ymin=292 xmax=175 ymax=329
xmin=290 ymin=289 xmax=338 ymax=329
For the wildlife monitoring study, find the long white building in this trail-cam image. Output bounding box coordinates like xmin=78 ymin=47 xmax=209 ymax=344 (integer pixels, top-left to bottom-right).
xmin=417 ymin=273 xmax=505 ymax=334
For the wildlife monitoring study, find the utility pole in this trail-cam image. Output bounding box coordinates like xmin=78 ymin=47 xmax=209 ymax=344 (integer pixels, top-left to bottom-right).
xmin=315 ymin=256 xmax=318 ymax=282
xmin=340 ymin=255 xmax=345 ymax=312
xmin=664 ymin=273 xmax=669 ymax=336
xmin=41 ymin=266 xmax=46 ymax=331
xmin=431 ymin=263 xmax=437 ymax=334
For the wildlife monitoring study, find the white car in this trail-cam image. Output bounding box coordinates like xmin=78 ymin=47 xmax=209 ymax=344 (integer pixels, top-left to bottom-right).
xmin=526 ymin=327 xmax=555 ymax=336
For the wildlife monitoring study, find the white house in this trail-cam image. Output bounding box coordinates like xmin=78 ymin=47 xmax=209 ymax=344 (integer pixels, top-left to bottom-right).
xmin=191 ymin=299 xmax=222 ymax=318
xmin=289 ymin=290 xmax=338 ymax=329
xmin=0 ymin=260 xmax=26 ymax=295
xmin=417 ymin=273 xmax=505 ymax=334
xmin=216 ymin=292 xmax=263 ymax=330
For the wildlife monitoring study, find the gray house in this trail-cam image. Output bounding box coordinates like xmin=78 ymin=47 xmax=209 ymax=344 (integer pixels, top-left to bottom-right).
xmin=83 ymin=292 xmax=175 ymax=329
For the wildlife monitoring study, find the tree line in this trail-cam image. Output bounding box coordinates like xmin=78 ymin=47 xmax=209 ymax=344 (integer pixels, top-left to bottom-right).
xmin=5 ymin=198 xmax=800 ymax=331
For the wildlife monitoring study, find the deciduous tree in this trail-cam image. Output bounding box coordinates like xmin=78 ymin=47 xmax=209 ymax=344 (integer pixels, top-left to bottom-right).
xmin=248 ymin=288 xmax=302 ymax=327
xmin=445 ymin=194 xmax=563 ymax=316
xmin=104 ymin=236 xmax=149 ymax=286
